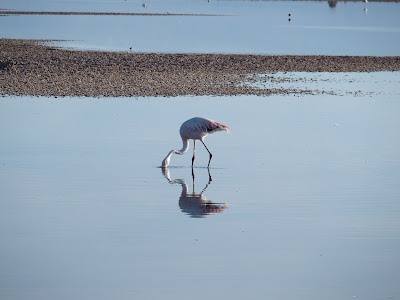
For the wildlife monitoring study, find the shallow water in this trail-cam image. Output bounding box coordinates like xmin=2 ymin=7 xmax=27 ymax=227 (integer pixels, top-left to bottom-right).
xmin=1 ymin=91 xmax=400 ymax=300
xmin=1 ymin=0 xmax=400 ymax=55
xmin=1 ymin=0 xmax=400 ymax=299
xmin=248 ymin=71 xmax=400 ymax=96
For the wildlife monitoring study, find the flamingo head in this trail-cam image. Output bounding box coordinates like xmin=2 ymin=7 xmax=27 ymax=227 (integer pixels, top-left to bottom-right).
xmin=162 ymin=157 xmax=170 ymax=168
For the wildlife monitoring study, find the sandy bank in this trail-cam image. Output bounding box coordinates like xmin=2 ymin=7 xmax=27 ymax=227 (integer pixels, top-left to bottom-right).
xmin=1 ymin=39 xmax=399 ymax=97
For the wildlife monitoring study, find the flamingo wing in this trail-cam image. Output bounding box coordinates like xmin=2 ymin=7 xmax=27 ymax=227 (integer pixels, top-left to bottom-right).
xmin=208 ymin=120 xmax=230 ymax=134
xmin=194 ymin=117 xmax=230 ymax=134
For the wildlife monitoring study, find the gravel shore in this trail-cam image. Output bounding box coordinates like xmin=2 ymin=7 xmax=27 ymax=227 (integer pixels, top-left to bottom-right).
xmin=1 ymin=39 xmax=400 ymax=97
xmin=0 ymin=11 xmax=222 ymax=16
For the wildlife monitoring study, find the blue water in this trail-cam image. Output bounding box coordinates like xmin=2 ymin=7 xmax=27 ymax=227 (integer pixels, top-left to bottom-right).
xmin=1 ymin=93 xmax=400 ymax=300
xmin=1 ymin=0 xmax=400 ymax=55
xmin=1 ymin=1 xmax=400 ymax=300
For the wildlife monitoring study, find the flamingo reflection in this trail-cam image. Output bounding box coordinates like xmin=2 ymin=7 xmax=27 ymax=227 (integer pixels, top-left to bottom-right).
xmin=161 ymin=167 xmax=228 ymax=218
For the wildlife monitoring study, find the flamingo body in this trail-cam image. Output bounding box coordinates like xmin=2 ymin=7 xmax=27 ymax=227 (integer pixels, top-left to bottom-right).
xmin=162 ymin=117 xmax=229 ymax=168
xmin=180 ymin=117 xmax=230 ymax=140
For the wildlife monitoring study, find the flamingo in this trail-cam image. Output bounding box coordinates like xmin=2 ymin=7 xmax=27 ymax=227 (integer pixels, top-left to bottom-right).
xmin=161 ymin=117 xmax=230 ymax=168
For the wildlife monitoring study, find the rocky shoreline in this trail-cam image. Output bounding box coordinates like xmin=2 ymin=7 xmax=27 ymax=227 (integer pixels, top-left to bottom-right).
xmin=1 ymin=39 xmax=400 ymax=97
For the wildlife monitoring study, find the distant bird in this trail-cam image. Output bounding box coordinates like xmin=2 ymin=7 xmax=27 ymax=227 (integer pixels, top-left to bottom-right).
xmin=161 ymin=117 xmax=230 ymax=168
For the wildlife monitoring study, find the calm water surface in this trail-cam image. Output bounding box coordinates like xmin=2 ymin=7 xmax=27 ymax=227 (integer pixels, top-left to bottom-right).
xmin=1 ymin=92 xmax=400 ymax=300
xmin=1 ymin=0 xmax=400 ymax=55
xmin=1 ymin=0 xmax=400 ymax=299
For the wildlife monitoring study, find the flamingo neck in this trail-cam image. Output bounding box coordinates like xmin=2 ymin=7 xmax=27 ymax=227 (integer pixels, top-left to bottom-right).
xmin=175 ymin=138 xmax=190 ymax=155
xmin=161 ymin=138 xmax=189 ymax=167
xmin=162 ymin=167 xmax=188 ymax=195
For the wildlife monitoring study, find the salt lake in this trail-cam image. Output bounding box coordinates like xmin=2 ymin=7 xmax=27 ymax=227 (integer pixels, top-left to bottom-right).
xmin=1 ymin=0 xmax=400 ymax=299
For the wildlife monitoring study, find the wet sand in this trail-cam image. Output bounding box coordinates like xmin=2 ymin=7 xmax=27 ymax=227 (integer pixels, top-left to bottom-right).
xmin=1 ymin=39 xmax=400 ymax=97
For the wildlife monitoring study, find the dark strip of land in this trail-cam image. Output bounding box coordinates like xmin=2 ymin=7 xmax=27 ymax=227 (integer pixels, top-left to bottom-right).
xmin=0 ymin=10 xmax=223 ymax=16
xmin=1 ymin=39 xmax=400 ymax=97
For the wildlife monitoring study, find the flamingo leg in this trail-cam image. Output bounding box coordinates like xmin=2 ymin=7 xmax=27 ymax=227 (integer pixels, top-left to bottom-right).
xmin=192 ymin=140 xmax=196 ymax=167
xmin=201 ymin=140 xmax=213 ymax=167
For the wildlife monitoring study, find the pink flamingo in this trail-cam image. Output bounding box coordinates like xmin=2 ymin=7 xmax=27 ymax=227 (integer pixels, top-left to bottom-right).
xmin=161 ymin=117 xmax=230 ymax=168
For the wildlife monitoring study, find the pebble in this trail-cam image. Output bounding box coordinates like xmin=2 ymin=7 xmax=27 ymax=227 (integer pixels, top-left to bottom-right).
xmin=1 ymin=39 xmax=400 ymax=98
